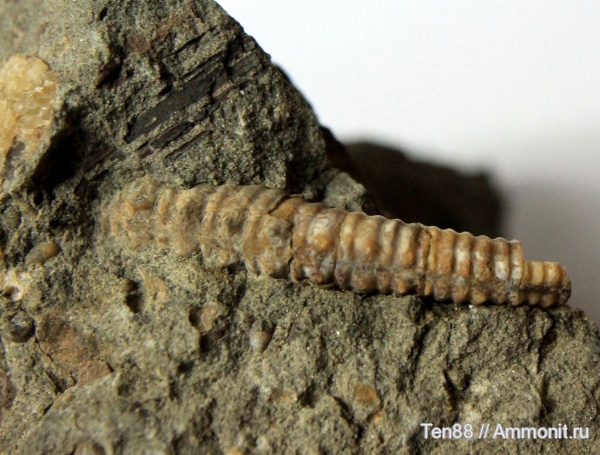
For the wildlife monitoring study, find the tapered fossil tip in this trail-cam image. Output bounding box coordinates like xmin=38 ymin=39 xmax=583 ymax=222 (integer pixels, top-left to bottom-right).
xmin=519 ymin=261 xmax=571 ymax=308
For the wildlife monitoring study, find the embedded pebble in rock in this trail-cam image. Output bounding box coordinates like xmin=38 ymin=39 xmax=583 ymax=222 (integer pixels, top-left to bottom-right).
xmin=5 ymin=311 xmax=35 ymax=342
xmin=25 ymin=241 xmax=61 ymax=266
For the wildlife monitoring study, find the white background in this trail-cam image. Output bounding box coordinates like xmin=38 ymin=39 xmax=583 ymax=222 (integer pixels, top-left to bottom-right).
xmin=218 ymin=1 xmax=600 ymax=324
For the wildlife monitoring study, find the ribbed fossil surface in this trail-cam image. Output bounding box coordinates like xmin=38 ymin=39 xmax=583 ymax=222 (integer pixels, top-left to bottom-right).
xmin=105 ymin=177 xmax=571 ymax=307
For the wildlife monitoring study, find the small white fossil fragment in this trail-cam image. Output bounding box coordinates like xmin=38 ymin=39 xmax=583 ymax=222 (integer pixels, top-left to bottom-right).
xmin=249 ymin=319 xmax=275 ymax=353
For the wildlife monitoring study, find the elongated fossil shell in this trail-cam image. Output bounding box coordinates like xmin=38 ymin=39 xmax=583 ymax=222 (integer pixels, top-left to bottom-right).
xmin=104 ymin=177 xmax=571 ymax=308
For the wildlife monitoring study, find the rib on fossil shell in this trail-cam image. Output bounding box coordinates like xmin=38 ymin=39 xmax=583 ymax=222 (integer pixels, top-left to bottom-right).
xmin=104 ymin=177 xmax=571 ymax=308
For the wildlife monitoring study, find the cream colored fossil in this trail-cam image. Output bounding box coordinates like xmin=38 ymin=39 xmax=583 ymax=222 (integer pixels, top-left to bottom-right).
xmin=0 ymin=55 xmax=59 ymax=191
xmin=104 ymin=177 xmax=571 ymax=308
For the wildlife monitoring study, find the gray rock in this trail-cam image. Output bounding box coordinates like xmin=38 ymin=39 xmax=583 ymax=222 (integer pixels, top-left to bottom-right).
xmin=0 ymin=1 xmax=598 ymax=453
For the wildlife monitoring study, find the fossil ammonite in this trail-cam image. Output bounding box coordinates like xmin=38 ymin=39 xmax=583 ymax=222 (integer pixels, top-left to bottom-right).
xmin=104 ymin=177 xmax=571 ymax=308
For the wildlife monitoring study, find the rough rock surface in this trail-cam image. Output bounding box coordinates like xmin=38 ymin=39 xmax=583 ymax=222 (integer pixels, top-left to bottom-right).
xmin=0 ymin=1 xmax=599 ymax=454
